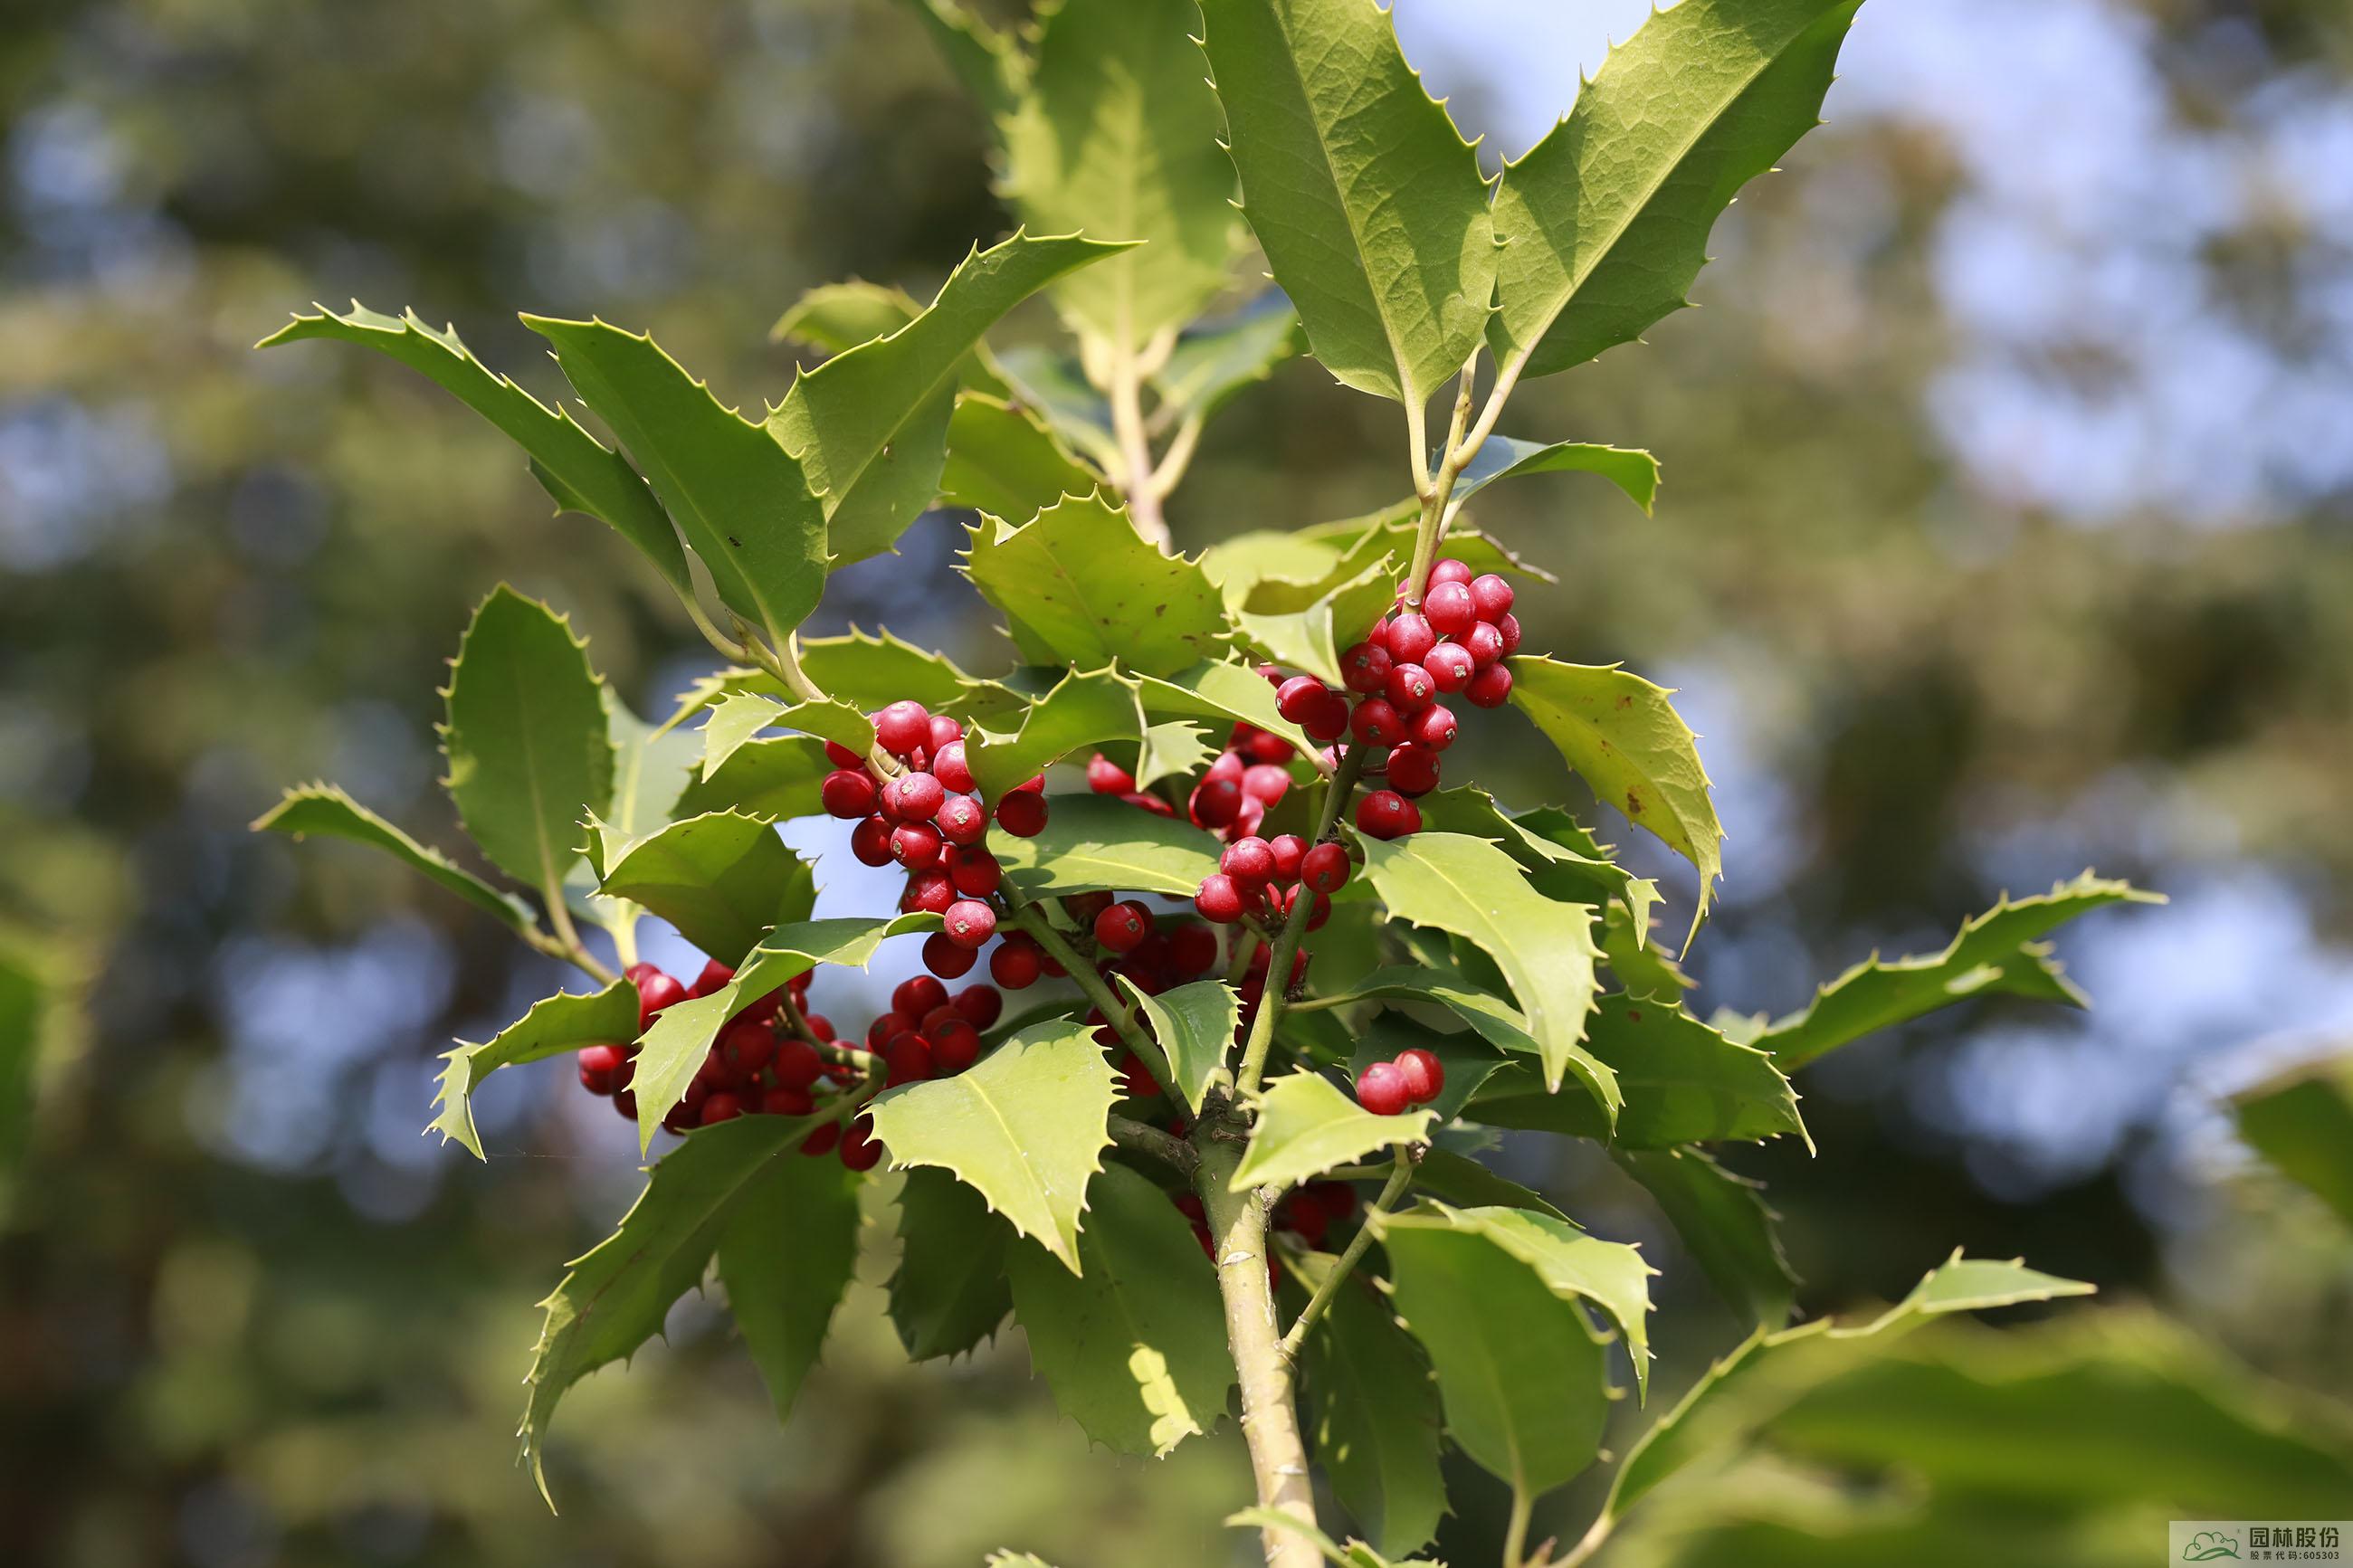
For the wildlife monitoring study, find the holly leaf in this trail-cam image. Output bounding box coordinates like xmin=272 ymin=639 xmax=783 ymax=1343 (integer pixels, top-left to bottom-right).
xmin=1152 ymin=291 xmax=1304 ymax=423
xmin=1372 ymin=1203 xmax=1614 ymax=1502
xmin=999 ymin=0 xmax=1236 ymax=352
xmin=1230 ymin=1071 xmax=1433 ymax=1193
xmin=1235 ymin=559 xmax=1395 ymax=688
xmin=596 ymin=812 xmax=817 ymax=965
xmin=964 ymin=669 xmax=1143 ymax=799
xmin=674 ymin=736 xmax=834 ymax=821
xmin=524 ymin=318 xmax=828 ymax=644
xmin=994 ymin=793 xmax=1225 ymax=898
xmin=1301 ymin=1276 xmax=1447 ymax=1559
xmin=1615 ymin=1145 xmax=1796 ymax=1328
xmin=770 ymin=232 xmax=1130 ymax=562
xmin=1509 ymin=657 xmax=1721 ymax=947
xmin=252 ymin=784 xmax=536 ymax=933
xmin=429 ymin=980 xmax=640 ymax=1159
xmin=1411 ymin=787 xmax=1653 ymax=929
xmin=1489 ymin=0 xmax=1863 ymax=381
xmin=1470 ymin=999 xmax=1805 ymax=1150
xmin=1135 ymin=720 xmax=1215 ymax=791
xmin=1410 ymin=1146 xmax=1567 ymax=1221
xmin=715 ymin=1145 xmax=862 ymax=1421
xmin=1408 ymin=1201 xmax=1656 ymax=1400
xmin=602 ymin=687 xmax=698 ymax=842
xmin=993 ymin=346 xmax=1124 ymax=471
xmin=1004 ymin=1162 xmax=1232 ymax=1455
xmin=866 ymin=1020 xmax=1118 ymax=1272
xmin=1197 ymin=0 xmax=1494 ymax=405
xmin=1354 ymin=832 xmax=1613 ymax=1117
xmin=1758 ymin=873 xmax=2164 ymax=1071
xmin=1130 ymin=660 xmax=1317 ymax=762
xmin=940 ymin=393 xmax=1105 ymax=520
xmin=961 ymin=490 xmax=1232 ymax=676
xmin=699 ymin=694 xmax=874 ymax=781
xmin=1600 ymin=900 xmax=1693 ymax=1002
xmin=441 ymin=587 xmax=614 ymax=892
xmin=770 ymin=279 xmax=920 ymax=356
xmin=2234 ymin=1052 xmax=2353 ymax=1229
xmin=798 ymin=626 xmax=1026 ymax=717
xmin=889 ymin=1165 xmax=1016 ymax=1360
xmin=1453 ymin=434 xmax=1659 ymax=516
xmin=257 ymin=303 xmax=691 ymax=594
xmin=1117 ymin=976 xmax=1239 ymax=1115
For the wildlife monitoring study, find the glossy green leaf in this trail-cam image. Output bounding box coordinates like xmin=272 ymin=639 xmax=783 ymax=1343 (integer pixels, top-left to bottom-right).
xmin=1236 ymin=559 xmax=1395 ymax=688
xmin=700 ymin=694 xmax=874 ymax=782
xmin=992 ymin=345 xmax=1124 ymax=471
xmin=1004 ymin=1162 xmax=1232 ymax=1456
xmin=1409 ymin=787 xmax=1653 ymax=928
xmin=673 ymin=736 xmax=834 ymax=821
xmin=1152 ymin=291 xmax=1304 ymax=423
xmin=715 ymin=1145 xmax=862 ymax=1421
xmin=889 ymin=1165 xmax=1016 ymax=1360
xmin=2234 ymin=1052 xmax=2353 ymax=1228
xmin=798 ymin=627 xmax=1026 ymax=717
xmin=523 ymin=318 xmax=828 ymax=642
xmin=1509 ymin=657 xmax=1721 ymax=946
xmin=1197 ymin=0 xmax=1494 ymax=405
xmin=961 ymin=490 xmax=1232 ymax=676
xmin=1130 ymin=660 xmax=1316 ymax=761
xmin=1412 ymin=1200 xmax=1656 ymax=1399
xmin=1231 ymin=1071 xmax=1433 ymax=1193
xmin=770 ymin=278 xmax=920 ymax=356
xmin=429 ymin=981 xmax=639 ymax=1159
xmin=1354 ymin=832 xmax=1612 ymax=1114
xmin=1453 ymin=433 xmax=1660 ymax=515
xmin=1471 ymin=999 xmax=1805 ymax=1150
xmin=965 ymin=669 xmax=1143 ymax=799
xmin=999 ymin=0 xmax=1235 ymax=351
xmin=1601 ymin=899 xmax=1695 ymax=1001
xmin=939 ymin=393 xmax=1104 ymax=520
xmin=1616 ymin=1145 xmax=1796 ymax=1328
xmin=441 ymin=587 xmax=614 ymax=891
xmin=1489 ymin=0 xmax=1863 ymax=380
xmin=601 ymin=687 xmax=698 ymax=843
xmin=771 ymin=232 xmax=1129 ymax=562
xmin=596 ymin=812 xmax=816 ymax=965
xmin=258 ymin=303 xmax=691 ymax=593
xmin=1758 ymin=873 xmax=2163 ymax=1071
xmin=1134 ymin=720 xmax=1215 ymax=791
xmin=994 ymin=794 xmax=1224 ymax=898
xmin=867 ymin=1021 xmax=1118 ymax=1272
xmin=1118 ymin=976 xmax=1239 ymax=1115
xmin=1301 ymin=1276 xmax=1447 ymax=1558
xmin=252 ymin=784 xmax=536 ymax=932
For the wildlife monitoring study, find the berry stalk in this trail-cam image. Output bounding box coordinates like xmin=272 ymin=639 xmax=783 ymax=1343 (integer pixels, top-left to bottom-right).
xmin=1276 ymin=1148 xmax=1416 ymax=1360
xmin=1233 ymin=743 xmax=1370 ymax=1101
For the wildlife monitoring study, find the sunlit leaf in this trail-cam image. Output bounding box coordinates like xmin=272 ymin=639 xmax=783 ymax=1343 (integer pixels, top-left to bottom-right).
xmin=1231 ymin=1071 xmax=1433 ymax=1193
xmin=961 ymin=490 xmax=1232 ymax=676
xmin=430 ymin=980 xmax=639 ymax=1159
xmin=965 ymin=669 xmax=1143 ymax=799
xmin=596 ymin=812 xmax=816 ymax=964
xmin=1119 ymin=976 xmax=1240 ymax=1115
xmin=1469 ymin=999 xmax=1805 ymax=1150
xmin=993 ymin=792 xmax=1225 ymax=898
xmin=1453 ymin=433 xmax=1659 ymax=516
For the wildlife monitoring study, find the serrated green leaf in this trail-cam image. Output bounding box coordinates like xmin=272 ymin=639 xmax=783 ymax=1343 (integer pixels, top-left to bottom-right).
xmin=992 ymin=793 xmax=1225 ymax=898
xmin=700 ymin=694 xmax=873 ymax=782
xmin=800 ymin=626 xmax=1027 ymax=717
xmin=1231 ymin=1071 xmax=1433 ymax=1193
xmin=1600 ymin=899 xmax=1693 ymax=1001
xmin=258 ymin=303 xmax=691 ymax=593
xmin=1758 ymin=873 xmax=2164 ymax=1071
xmin=674 ymin=735 xmax=834 ymax=821
xmin=1236 ymin=559 xmax=1395 ymax=688
xmin=1354 ymin=832 xmax=1612 ymax=1116
xmin=771 ymin=232 xmax=1129 ymax=562
xmin=633 ymin=915 xmax=941 ymax=1150
xmin=1616 ymin=1146 xmax=1796 ymax=1328
xmin=1134 ymin=720 xmax=1215 ymax=791
xmin=1118 ymin=976 xmax=1238 ymax=1115
xmin=1152 ymin=291 xmax=1304 ymax=423
xmin=1198 ymin=0 xmax=1494 ymax=405
xmin=1130 ymin=660 xmax=1317 ymax=761
xmin=900 ymin=0 xmax=1031 ymax=126
xmin=1004 ymin=1162 xmax=1232 ymax=1455
xmin=429 ymin=981 xmax=639 ymax=1159
xmin=1490 ymin=0 xmax=1863 ymax=380
xmin=1410 ymin=788 xmax=1653 ymax=929
xmin=866 ymin=1021 xmax=1117 ymax=1271
xmin=1411 ymin=1200 xmax=1656 ymax=1399
xmin=1605 ymin=1252 xmax=2096 ymax=1519
xmin=1374 ymin=1204 xmax=1612 ymax=1501
xmin=1302 ymin=1277 xmax=1447 ymax=1559
xmin=940 ymin=393 xmax=1106 ymax=520
xmin=1509 ymin=657 xmax=1721 ymax=947
xmin=521 ymin=1112 xmax=824 ymax=1501
xmin=716 ymin=1145 xmax=861 ymax=1421
xmin=2233 ymin=1052 xmax=2353 ymax=1228
xmin=1453 ymin=434 xmax=1659 ymax=516
xmin=601 ymin=687 xmax=698 ymax=843
xmin=961 ymin=490 xmax=1232 ymax=676
xmin=999 ymin=0 xmax=1236 ymax=352
xmin=596 ymin=812 xmax=816 ymax=965
xmin=889 ymin=1165 xmax=1016 ymax=1360
xmin=966 ymin=669 xmax=1143 ymax=799
xmin=441 ymin=587 xmax=614 ymax=892
xmin=770 ymin=279 xmax=921 ymax=356
xmin=524 ymin=318 xmax=828 ymax=644
xmin=1470 ymin=999 xmax=1805 ymax=1150
xmin=252 ymin=784 xmax=537 ymax=932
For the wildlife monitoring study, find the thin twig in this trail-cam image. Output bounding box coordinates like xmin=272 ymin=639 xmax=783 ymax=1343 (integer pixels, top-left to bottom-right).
xmin=1110 ymin=1114 xmax=1199 ymax=1177
xmin=1278 ymin=1148 xmax=1415 ymax=1359
xmin=1005 ymin=902 xmax=1174 ymax=1088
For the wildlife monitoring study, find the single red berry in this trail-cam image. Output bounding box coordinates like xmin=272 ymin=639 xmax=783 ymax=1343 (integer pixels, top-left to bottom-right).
xmin=883 ymin=1033 xmax=933 ymax=1087
xmin=922 ymin=929 xmax=978 ymax=977
xmin=1461 ymin=621 xmax=1505 ymax=667
xmin=1260 ymin=833 xmax=1303 ymax=882
xmin=891 ymin=975 xmax=946 ymax=1019
xmin=1424 ymin=580 xmax=1477 ymax=637
xmin=1465 ymin=662 xmax=1514 ymax=708
xmin=1207 ymin=749 xmax=1246 ymax=786
xmin=931 ymin=739 xmax=976 ymax=793
xmin=1275 ymin=675 xmax=1329 ymax=723
xmin=698 ymin=1091 xmax=746 ymax=1126
xmin=928 ymin=713 xmax=965 ymax=752
xmin=1357 ymin=789 xmax=1416 ymax=840
xmin=1495 ymin=612 xmax=1522 ymax=655
xmin=1424 ymin=641 xmax=1475 ymax=693
xmin=891 ymin=822 xmax=943 ymax=869
xmin=689 ymin=959 xmax=736 ymax=998
xmin=1385 ymin=662 xmax=1435 ymax=712
xmin=874 ymin=700 xmax=932 ymax=758
xmin=929 ymin=1018 xmax=982 ymax=1074
xmin=1094 ymin=900 xmax=1149 ymax=953
xmin=759 ymin=1086 xmax=814 ymax=1117
xmin=935 ymin=794 xmax=987 ymax=846
xmin=774 ymin=1038 xmax=823 ymax=1091
xmin=883 ymin=771 xmax=945 ymax=822
xmin=851 ymin=813 xmax=894 ymax=867
xmin=824 ymin=739 xmax=863 ymax=769
xmin=901 ymin=866 xmax=956 ymax=914
xmin=990 ymin=934 xmax=1044 ymax=989
xmin=948 ymin=846 xmax=1003 ymax=898
xmin=838 ymin=1117 xmax=884 ymax=1171
xmin=1222 ymin=835 xmax=1278 ymax=884
xmin=1195 ymin=873 xmax=1246 ymax=924
xmin=1191 ymin=776 xmax=1243 ymax=829
xmin=1396 ymin=1047 xmax=1445 ymax=1106
xmin=1245 ymin=729 xmax=1292 ymax=765
xmin=1242 ymin=765 xmax=1291 ymax=807
xmin=1303 ymin=689 xmax=1352 ymax=743
xmin=919 ymin=1003 xmax=961 ymax=1035
xmin=576 ymin=1043 xmax=626 ymax=1095
xmin=868 ymin=1011 xmax=909 ymax=1048
xmin=801 ymin=1120 xmax=842 ymax=1157
xmin=1350 ymin=698 xmax=1404 ymax=747
xmin=1088 ymin=753 xmax=1136 ymax=794
xmin=1386 ymin=742 xmax=1441 ymax=797
xmin=1168 ymin=921 xmax=1219 ymax=977
xmin=804 ymin=1012 xmax=836 ymax=1042
xmin=951 ymin=984 xmax=1003 ymax=1028
xmin=821 ymin=768 xmax=878 ymax=819
xmin=634 ymin=969 xmax=686 ymax=1028
xmin=1429 ymin=557 xmax=1473 ymax=586
xmin=995 ymin=789 xmax=1049 ymax=837
xmin=1384 ymin=612 xmax=1437 ymax=665
xmin=1339 ymin=640 xmax=1393 ymax=696
xmin=1356 ymin=1062 xmax=1411 ymax=1117
xmin=719 ymin=1019 xmax=776 ymax=1078
xmin=1469 ymin=573 xmax=1515 ymax=622
xmin=944 ymin=898 xmax=997 ymax=949
xmin=1300 ymin=841 xmax=1351 ymax=894
xmin=1067 ymin=891 xmax=1114 ymax=926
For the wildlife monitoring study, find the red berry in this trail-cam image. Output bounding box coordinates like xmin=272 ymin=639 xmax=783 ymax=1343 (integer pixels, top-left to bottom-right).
xmin=1461 ymin=621 xmax=1505 ymax=667
xmin=1469 ymin=574 xmax=1514 ymax=622
xmin=774 ymin=1038 xmax=823 ymax=1091
xmin=634 ymin=970 xmax=686 ymax=1028
xmin=901 ymin=866 xmax=956 ymax=914
xmin=1424 ymin=580 xmax=1477 ymax=637
xmin=1243 ymin=764 xmax=1292 ymax=807
xmin=922 ymin=929 xmax=979 ymax=977
xmin=719 ymin=1019 xmax=776 ymax=1078
xmin=1219 ymin=836 xmax=1274 ymax=885
xmin=892 ymin=771 xmax=949 ymax=822
xmin=990 ymin=934 xmax=1043 ymax=989
xmin=952 ymin=984 xmax=1003 ymax=1028
xmin=821 ymin=768 xmax=878 ymax=819
xmin=1411 ymin=702 xmax=1458 ymax=752
xmin=944 ymin=898 xmax=997 ymax=949
xmin=576 ymin=1043 xmax=626 ymax=1095
xmin=948 ymin=846 xmax=1003 ymax=898
xmin=801 ymin=1121 xmax=842 ymax=1157
xmin=1168 ymin=921 xmax=1219 ymax=977
xmin=935 ymin=794 xmax=987 ymax=846
xmin=1094 ymin=900 xmax=1150 ymax=953
xmin=929 ymin=1018 xmax=982 ymax=1074
xmin=874 ymin=700 xmax=932 ymax=758
xmin=1191 ymin=776 xmax=1243 ymax=828
xmin=838 ymin=1117 xmax=883 ymax=1171
xmin=761 ymin=1086 xmax=815 ymax=1117
xmin=891 ymin=822 xmax=943 ymax=869
xmin=932 ymin=740 xmax=976 ymax=793
xmin=1303 ymin=689 xmax=1352 ymax=743
xmin=883 ymin=1034 xmax=933 ymax=1087
xmin=1195 ymin=873 xmax=1246 ymax=924
xmin=1068 ymin=891 xmax=1114 ymax=926
xmin=1350 ymin=698 xmax=1404 ymax=747
xmin=1300 ymin=841 xmax=1351 ymax=894
xmin=1339 ymin=641 xmax=1393 ymax=696
xmin=1275 ymin=675 xmax=1329 ymax=723
xmin=1424 ymin=642 xmax=1475 ymax=693
xmin=1385 ymin=662 xmax=1435 ymax=712
xmin=928 ymin=714 xmax=965 ymax=752
xmin=1088 ymin=753 xmax=1136 ymax=794
xmin=851 ymin=813 xmax=894 ymax=867
xmin=891 ymin=975 xmax=946 ymax=1018
xmin=1495 ymin=613 xmax=1522 ymax=655
xmin=699 ymin=1091 xmax=746 ymax=1126
xmin=689 ymin=959 xmax=736 ymax=998
xmin=995 ymin=790 xmax=1049 ymax=837
xmin=824 ymin=740 xmax=863 ymax=769
xmin=1266 ymin=833 xmax=1308 ymax=881
xmin=804 ymin=1012 xmax=836 ymax=1041
xmin=1245 ymin=729 xmax=1292 ymax=765
xmin=1356 ymin=1062 xmax=1411 ymax=1117
xmin=1384 ymin=612 xmax=1436 ymax=665
xmin=1357 ymin=789 xmax=1416 ymax=840
xmin=1396 ymin=1047 xmax=1445 ymax=1105
xmin=1429 ymin=557 xmax=1472 ymax=586
xmin=868 ymin=1012 xmax=909 ymax=1048
xmin=1206 ymin=750 xmax=1245 ymax=786
xmin=1386 ymin=742 xmax=1441 ymax=796
xmin=1465 ymin=663 xmax=1513 ymax=708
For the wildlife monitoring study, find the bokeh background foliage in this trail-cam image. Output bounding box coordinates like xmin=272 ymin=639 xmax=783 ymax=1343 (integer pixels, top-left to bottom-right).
xmin=4 ymin=0 xmax=2352 ymax=1563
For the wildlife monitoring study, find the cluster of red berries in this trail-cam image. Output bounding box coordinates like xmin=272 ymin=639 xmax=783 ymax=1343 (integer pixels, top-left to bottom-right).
xmin=1353 ymin=1046 xmax=1445 ymax=1117
xmin=1090 ymin=717 xmax=1297 ymax=842
xmin=572 ymin=960 xmax=1002 ymax=1173
xmin=823 ymin=698 xmax=1046 ymax=980
xmin=1192 ymin=828 xmax=1349 ymax=928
